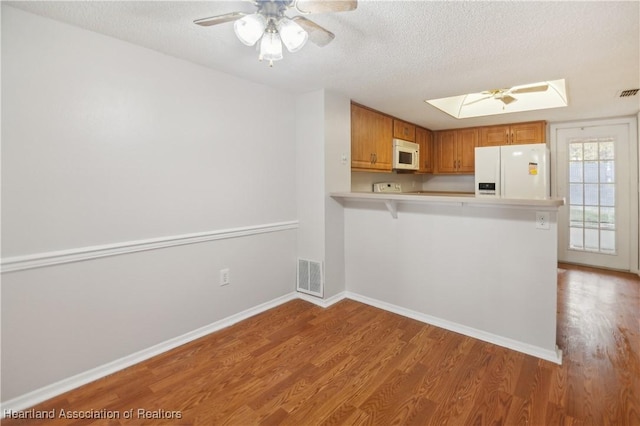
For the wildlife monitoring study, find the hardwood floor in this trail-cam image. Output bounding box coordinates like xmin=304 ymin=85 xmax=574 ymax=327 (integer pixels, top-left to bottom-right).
xmin=3 ymin=264 xmax=639 ymax=425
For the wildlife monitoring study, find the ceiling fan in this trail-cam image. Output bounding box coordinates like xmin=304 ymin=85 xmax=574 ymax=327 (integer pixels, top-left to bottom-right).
xmin=194 ymin=0 xmax=357 ymax=66
xmin=464 ymin=83 xmax=550 ymax=106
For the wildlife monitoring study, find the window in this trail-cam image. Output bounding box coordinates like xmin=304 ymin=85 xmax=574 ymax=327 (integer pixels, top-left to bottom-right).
xmin=568 ymin=138 xmax=616 ymax=254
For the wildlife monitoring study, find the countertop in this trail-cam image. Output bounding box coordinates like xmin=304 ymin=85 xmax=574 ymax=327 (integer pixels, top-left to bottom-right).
xmin=331 ymin=191 xmax=565 ymax=209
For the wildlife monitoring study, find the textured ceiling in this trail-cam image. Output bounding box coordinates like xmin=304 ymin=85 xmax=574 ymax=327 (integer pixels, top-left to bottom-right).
xmin=6 ymin=1 xmax=640 ymax=130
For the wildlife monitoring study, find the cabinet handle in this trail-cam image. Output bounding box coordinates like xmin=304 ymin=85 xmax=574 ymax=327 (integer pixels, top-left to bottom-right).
xmin=373 ymin=153 xmax=377 ymax=164
xmin=511 ymin=132 xmax=514 ymax=144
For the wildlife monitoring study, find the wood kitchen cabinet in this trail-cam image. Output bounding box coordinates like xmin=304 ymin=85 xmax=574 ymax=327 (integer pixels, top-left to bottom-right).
xmin=480 ymin=121 xmax=546 ymax=146
xmin=351 ymin=103 xmax=393 ymax=171
xmin=415 ymin=126 xmax=434 ymax=173
xmin=393 ymin=119 xmax=416 ymax=142
xmin=434 ymin=128 xmax=478 ymax=174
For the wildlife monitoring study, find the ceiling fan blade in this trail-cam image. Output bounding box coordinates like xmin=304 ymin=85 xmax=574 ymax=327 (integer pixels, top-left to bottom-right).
xmin=291 ymin=16 xmax=335 ymax=47
xmin=500 ymin=95 xmax=517 ymax=105
xmin=510 ymin=84 xmax=549 ymax=94
xmin=462 ymin=95 xmax=493 ymax=106
xmin=295 ymin=0 xmax=357 ymax=14
xmin=194 ymin=12 xmax=246 ymax=27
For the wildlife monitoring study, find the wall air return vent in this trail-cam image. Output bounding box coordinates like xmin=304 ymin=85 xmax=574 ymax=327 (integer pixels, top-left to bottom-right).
xmin=617 ymin=89 xmax=639 ymax=97
xmin=297 ymin=258 xmax=323 ymax=298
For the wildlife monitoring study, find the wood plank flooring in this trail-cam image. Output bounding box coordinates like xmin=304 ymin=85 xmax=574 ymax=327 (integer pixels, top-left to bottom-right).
xmin=3 ymin=263 xmax=639 ymax=425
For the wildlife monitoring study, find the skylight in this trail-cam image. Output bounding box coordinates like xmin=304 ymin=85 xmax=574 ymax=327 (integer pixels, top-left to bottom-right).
xmin=425 ymin=79 xmax=567 ymax=119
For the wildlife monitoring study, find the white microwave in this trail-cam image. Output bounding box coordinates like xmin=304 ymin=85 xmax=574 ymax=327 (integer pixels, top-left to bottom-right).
xmin=392 ymin=139 xmax=420 ymax=170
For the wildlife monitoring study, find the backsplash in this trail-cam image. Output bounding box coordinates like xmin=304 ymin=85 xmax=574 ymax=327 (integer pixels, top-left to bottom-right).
xmin=421 ymin=175 xmax=475 ymax=193
xmin=351 ymin=171 xmax=422 ymax=192
xmin=351 ymin=172 xmax=475 ymax=193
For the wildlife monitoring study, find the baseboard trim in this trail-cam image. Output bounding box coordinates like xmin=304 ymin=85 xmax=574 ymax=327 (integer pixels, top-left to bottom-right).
xmin=297 ymin=291 xmax=347 ymax=308
xmin=0 ymin=292 xmax=299 ymax=416
xmin=1 ymin=221 xmax=299 ymax=273
xmin=346 ymin=292 xmax=563 ymax=365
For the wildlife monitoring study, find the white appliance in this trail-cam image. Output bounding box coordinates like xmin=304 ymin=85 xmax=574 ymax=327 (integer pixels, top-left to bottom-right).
xmin=392 ymin=139 xmax=419 ymax=171
xmin=475 ymin=143 xmax=550 ymax=199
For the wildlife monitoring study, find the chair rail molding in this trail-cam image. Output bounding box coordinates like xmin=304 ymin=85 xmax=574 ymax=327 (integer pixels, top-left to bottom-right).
xmin=1 ymin=221 xmax=299 ymax=273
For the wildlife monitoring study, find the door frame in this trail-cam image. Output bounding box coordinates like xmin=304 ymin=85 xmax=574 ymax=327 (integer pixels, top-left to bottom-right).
xmin=550 ymin=116 xmax=639 ymax=274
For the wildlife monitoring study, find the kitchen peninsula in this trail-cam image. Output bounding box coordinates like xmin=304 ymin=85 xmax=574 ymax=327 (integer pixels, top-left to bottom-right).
xmin=332 ymin=191 xmax=564 ymax=363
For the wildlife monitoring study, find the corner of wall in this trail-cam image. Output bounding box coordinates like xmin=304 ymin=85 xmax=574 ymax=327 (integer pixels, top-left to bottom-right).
xmin=293 ymin=90 xmax=350 ymax=300
xmin=323 ymin=92 xmax=351 ymax=298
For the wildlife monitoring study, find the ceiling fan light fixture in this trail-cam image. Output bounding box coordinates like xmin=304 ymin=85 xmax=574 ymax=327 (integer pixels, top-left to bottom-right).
xmin=259 ymin=31 xmax=283 ymax=63
xmin=195 ymin=0 xmax=356 ymax=65
xmin=233 ymin=14 xmax=266 ymax=46
xmin=278 ymin=18 xmax=308 ymax=52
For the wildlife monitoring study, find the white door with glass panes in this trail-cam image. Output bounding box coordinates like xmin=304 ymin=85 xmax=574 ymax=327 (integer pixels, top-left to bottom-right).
xmin=554 ymin=123 xmax=632 ymax=270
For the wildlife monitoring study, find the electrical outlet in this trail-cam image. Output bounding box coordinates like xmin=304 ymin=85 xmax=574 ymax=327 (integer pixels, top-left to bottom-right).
xmin=220 ymin=268 xmax=230 ymax=286
xmin=536 ymin=211 xmax=550 ymax=230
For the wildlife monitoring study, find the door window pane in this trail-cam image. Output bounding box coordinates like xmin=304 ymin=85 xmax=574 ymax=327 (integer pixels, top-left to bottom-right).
xmin=569 ymin=143 xmax=583 ymax=160
xmin=600 ymin=161 xmax=615 ymax=183
xmin=600 ymin=184 xmax=615 ymax=207
xmin=570 ymin=227 xmax=584 ymax=249
xmin=584 ymin=184 xmax=598 ymax=205
xmin=600 ymin=207 xmax=615 ymax=228
xmin=600 ymin=230 xmax=616 ymax=253
xmin=585 ymin=229 xmax=599 ymax=251
xmin=570 ymin=184 xmax=583 ymax=204
xmin=584 ymin=142 xmax=598 ymax=160
xmin=584 ymin=206 xmax=599 ymax=228
xmin=599 ymin=142 xmax=614 ymax=160
xmin=569 ymin=162 xmax=583 ymax=182
xmin=570 ymin=206 xmax=584 ymax=226
xmin=584 ymin=161 xmax=599 ymax=182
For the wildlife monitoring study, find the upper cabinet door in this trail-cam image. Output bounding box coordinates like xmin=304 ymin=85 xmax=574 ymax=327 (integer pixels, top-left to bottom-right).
xmin=457 ymin=128 xmax=478 ymax=173
xmin=415 ymin=127 xmax=433 ymax=173
xmin=511 ymin=121 xmax=546 ymax=144
xmin=393 ymin=119 xmax=416 ymax=142
xmin=351 ymin=103 xmax=393 ymax=171
xmin=434 ymin=130 xmax=457 ymax=173
xmin=434 ymin=128 xmax=478 ymax=174
xmin=480 ymin=125 xmax=510 ymax=147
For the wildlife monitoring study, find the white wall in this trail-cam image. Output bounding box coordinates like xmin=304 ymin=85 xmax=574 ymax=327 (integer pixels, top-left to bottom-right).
xmin=323 ymin=92 xmax=351 ymax=298
xmin=295 ymin=90 xmax=350 ymax=299
xmin=295 ymin=91 xmax=326 ymax=264
xmin=344 ymin=201 xmax=560 ymax=360
xmin=1 ymin=5 xmax=297 ymax=402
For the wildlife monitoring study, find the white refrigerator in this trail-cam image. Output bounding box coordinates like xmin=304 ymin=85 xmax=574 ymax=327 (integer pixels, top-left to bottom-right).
xmin=475 ymin=143 xmax=550 ymax=199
